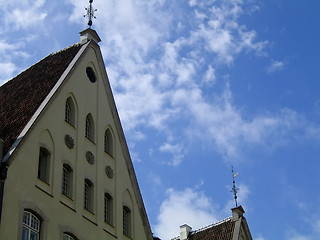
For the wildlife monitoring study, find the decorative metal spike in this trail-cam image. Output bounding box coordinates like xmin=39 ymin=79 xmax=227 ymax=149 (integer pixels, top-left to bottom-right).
xmin=84 ymin=0 xmax=97 ymax=28
xmin=230 ymin=166 xmax=240 ymax=207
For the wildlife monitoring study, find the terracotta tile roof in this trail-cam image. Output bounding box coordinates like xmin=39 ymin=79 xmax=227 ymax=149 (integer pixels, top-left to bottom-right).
xmin=185 ymin=218 xmax=235 ymax=240
xmin=0 ymin=44 xmax=82 ymax=157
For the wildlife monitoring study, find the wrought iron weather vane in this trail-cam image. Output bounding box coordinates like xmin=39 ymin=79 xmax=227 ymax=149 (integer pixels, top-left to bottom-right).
xmin=84 ymin=0 xmax=97 ymax=28
xmin=231 ymin=166 xmax=240 ymax=207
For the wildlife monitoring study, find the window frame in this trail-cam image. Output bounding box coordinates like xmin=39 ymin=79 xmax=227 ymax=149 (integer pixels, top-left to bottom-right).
xmin=104 ymin=193 xmax=113 ymax=225
xmin=63 ymin=233 xmax=77 ymax=240
xmin=62 ymin=164 xmax=73 ymax=199
xmin=104 ymin=129 xmax=114 ymax=157
xmin=65 ymin=101 xmax=71 ymax=124
xmin=86 ymin=67 xmax=97 ymax=83
xmin=64 ymin=97 xmax=76 ymax=127
xmin=85 ymin=114 xmax=95 ymax=142
xmin=22 ymin=210 xmax=41 ymax=240
xmin=123 ymin=206 xmax=131 ymax=237
xmin=84 ymin=179 xmax=94 ymax=213
xmin=37 ymin=147 xmax=51 ymax=184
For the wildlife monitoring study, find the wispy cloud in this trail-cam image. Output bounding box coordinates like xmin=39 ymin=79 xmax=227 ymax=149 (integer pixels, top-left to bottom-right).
xmin=1 ymin=0 xmax=48 ymax=30
xmin=2 ymin=0 xmax=318 ymax=168
xmin=66 ymin=0 xmax=319 ymax=166
xmin=285 ymin=229 xmax=312 ymax=240
xmin=266 ymin=59 xmax=285 ymax=73
xmin=159 ymin=142 xmax=185 ymax=166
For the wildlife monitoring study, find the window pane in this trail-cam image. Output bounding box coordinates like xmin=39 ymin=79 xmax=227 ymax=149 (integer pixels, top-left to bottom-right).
xmin=104 ymin=132 xmax=109 ymax=153
xmin=30 ymin=231 xmax=39 ymax=240
xmin=23 ymin=211 xmax=30 ymax=225
xmin=85 ymin=117 xmax=90 ymax=139
xmin=22 ymin=211 xmax=40 ymax=240
xmin=84 ymin=182 xmax=89 ymax=210
xmin=63 ymin=234 xmax=75 ymax=240
xmin=123 ymin=208 xmax=129 ymax=236
xmin=30 ymin=214 xmax=39 ymax=231
xmin=22 ymin=227 xmax=29 ymax=240
xmin=38 ymin=148 xmax=50 ymax=183
xmin=62 ymin=166 xmax=71 ymax=197
xmin=104 ymin=194 xmax=112 ymax=224
xmin=65 ymin=101 xmax=71 ymax=123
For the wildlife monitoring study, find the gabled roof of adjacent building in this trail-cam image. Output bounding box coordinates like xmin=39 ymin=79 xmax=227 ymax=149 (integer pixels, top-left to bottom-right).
xmin=188 ymin=217 xmax=235 ymax=240
xmin=171 ymin=218 xmax=235 ymax=240
xmin=0 ymin=44 xmax=82 ymax=157
xmin=171 ymin=206 xmax=252 ymax=240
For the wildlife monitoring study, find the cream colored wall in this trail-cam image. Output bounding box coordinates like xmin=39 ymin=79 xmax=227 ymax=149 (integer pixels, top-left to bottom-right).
xmin=0 ymin=44 xmax=151 ymax=240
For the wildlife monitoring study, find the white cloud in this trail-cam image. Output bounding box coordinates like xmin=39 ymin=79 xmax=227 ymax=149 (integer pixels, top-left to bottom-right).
xmin=159 ymin=142 xmax=185 ymax=166
xmin=312 ymin=220 xmax=320 ymax=234
xmin=154 ymin=188 xmax=219 ymax=240
xmin=57 ymin=0 xmax=320 ymax=167
xmin=148 ymin=171 xmax=162 ymax=186
xmin=8 ymin=9 xmax=47 ymax=30
xmin=203 ymin=65 xmax=216 ymax=85
xmin=3 ymin=0 xmax=48 ymax=30
xmin=266 ymin=60 xmax=285 ymax=73
xmin=0 ymin=41 xmax=19 ymax=53
xmin=0 ymin=62 xmax=17 ymax=85
xmin=286 ymin=229 xmax=312 ymax=240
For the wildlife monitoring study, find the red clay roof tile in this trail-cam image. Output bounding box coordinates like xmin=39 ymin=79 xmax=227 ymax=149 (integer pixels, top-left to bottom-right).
xmin=188 ymin=219 xmax=235 ymax=240
xmin=0 ymin=44 xmax=81 ymax=157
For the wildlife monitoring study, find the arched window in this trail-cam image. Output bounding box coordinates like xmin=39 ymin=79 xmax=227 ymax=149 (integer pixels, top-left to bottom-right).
xmin=104 ymin=129 xmax=114 ymax=157
xmin=123 ymin=206 xmax=131 ymax=237
xmin=65 ymin=97 xmax=75 ymax=126
xmin=63 ymin=233 xmax=77 ymax=240
xmin=22 ymin=211 xmax=41 ymax=240
xmin=62 ymin=164 xmax=73 ymax=198
xmin=86 ymin=67 xmax=96 ymax=83
xmin=84 ymin=179 xmax=94 ymax=212
xmin=85 ymin=114 xmax=94 ymax=142
xmin=104 ymin=193 xmax=113 ymax=225
xmin=38 ymin=147 xmax=51 ymax=184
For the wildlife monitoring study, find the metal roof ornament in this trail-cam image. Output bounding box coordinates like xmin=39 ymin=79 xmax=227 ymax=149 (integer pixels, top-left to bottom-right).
xmin=231 ymin=166 xmax=240 ymax=207
xmin=84 ymin=0 xmax=97 ymax=28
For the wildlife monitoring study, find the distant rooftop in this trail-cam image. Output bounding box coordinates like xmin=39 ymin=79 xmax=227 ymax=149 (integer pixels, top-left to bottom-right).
xmin=171 ymin=217 xmax=235 ymax=240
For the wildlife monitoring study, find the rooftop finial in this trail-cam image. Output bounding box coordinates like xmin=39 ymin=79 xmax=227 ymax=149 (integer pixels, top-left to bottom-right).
xmin=84 ymin=0 xmax=97 ymax=28
xmin=231 ymin=166 xmax=239 ymax=207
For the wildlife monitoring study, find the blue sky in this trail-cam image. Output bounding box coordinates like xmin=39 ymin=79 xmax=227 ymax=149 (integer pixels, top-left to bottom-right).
xmin=1 ymin=0 xmax=320 ymax=239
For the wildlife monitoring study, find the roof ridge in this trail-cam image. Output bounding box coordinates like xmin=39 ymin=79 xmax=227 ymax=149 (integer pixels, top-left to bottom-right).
xmin=0 ymin=43 xmax=81 ymax=88
xmin=191 ymin=216 xmax=233 ymax=235
xmin=170 ymin=216 xmax=233 ymax=240
xmin=50 ymin=43 xmax=80 ymax=56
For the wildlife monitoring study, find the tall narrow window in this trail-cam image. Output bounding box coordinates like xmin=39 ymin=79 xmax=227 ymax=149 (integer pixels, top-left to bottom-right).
xmin=104 ymin=129 xmax=113 ymax=156
xmin=62 ymin=164 xmax=73 ymax=198
xmin=22 ymin=211 xmax=41 ymax=240
xmin=65 ymin=97 xmax=76 ymax=127
xmin=38 ymin=147 xmax=50 ymax=184
xmin=104 ymin=193 xmax=113 ymax=225
xmin=65 ymin=101 xmax=71 ymax=123
xmin=123 ymin=206 xmax=131 ymax=237
xmin=86 ymin=67 xmax=96 ymax=83
xmin=85 ymin=114 xmax=94 ymax=142
xmin=84 ymin=179 xmax=94 ymax=212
